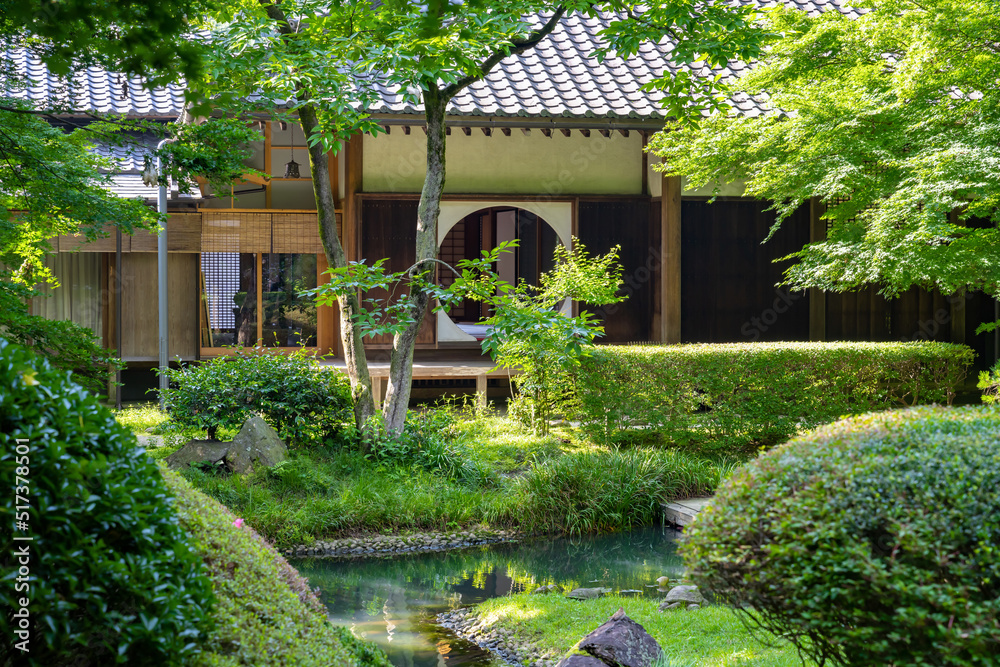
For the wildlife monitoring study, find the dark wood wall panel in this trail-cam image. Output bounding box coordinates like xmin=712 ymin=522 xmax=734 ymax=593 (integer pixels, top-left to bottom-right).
xmin=577 ymin=199 xmax=654 ymax=343
xmin=680 ymin=199 xmax=811 ymax=343
xmin=360 ymin=199 xmax=435 ymax=347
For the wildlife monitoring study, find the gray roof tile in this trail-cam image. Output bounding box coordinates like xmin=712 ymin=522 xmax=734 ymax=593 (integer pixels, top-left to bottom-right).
xmin=8 ymin=1 xmax=854 ymax=121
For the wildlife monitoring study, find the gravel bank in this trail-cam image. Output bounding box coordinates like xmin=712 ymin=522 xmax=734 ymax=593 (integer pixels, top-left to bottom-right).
xmin=282 ymin=528 xmax=520 ymax=558
xmin=438 ymin=607 xmax=560 ymax=667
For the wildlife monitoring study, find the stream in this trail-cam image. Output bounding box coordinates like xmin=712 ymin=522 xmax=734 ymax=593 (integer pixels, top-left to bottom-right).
xmin=292 ymin=526 xmax=684 ymax=667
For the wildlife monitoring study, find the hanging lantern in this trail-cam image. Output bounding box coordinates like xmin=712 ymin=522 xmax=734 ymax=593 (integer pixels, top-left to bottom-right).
xmin=283 ymin=124 xmax=300 ymax=178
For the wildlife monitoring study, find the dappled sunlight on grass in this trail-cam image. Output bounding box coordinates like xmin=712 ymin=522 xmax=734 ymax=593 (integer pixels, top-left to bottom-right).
xmin=113 ymin=403 xmax=169 ymax=432
xmin=472 ymin=594 xmax=811 ymax=667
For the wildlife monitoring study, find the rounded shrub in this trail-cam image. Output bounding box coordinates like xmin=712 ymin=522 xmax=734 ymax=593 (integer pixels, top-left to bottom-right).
xmin=0 ymin=338 xmax=214 ymax=665
xmin=682 ymin=406 xmax=1000 ymax=666
xmin=160 ymin=347 xmax=352 ymax=444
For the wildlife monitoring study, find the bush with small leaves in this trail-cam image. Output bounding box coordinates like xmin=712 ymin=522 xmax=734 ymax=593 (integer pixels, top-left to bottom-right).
xmin=159 ymin=347 xmax=352 ymax=444
xmin=0 ymin=337 xmax=213 ymax=666
xmin=682 ymin=406 xmax=1000 ymax=666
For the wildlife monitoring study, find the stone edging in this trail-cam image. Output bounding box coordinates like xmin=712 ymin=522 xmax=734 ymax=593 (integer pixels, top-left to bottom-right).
xmin=438 ymin=607 xmax=559 ymax=667
xmin=282 ymin=528 xmax=521 ymax=558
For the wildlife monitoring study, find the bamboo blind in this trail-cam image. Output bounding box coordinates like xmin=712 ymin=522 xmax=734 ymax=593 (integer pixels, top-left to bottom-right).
xmin=202 ymin=211 xmax=339 ymax=253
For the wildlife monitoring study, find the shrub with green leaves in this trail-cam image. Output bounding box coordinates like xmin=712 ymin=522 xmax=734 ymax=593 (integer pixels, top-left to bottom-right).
xmin=576 ymin=341 xmax=974 ymax=452
xmin=159 ymin=347 xmax=352 ymax=444
xmin=0 ymin=338 xmax=213 ymax=666
xmin=682 ymin=406 xmax=1000 ymax=666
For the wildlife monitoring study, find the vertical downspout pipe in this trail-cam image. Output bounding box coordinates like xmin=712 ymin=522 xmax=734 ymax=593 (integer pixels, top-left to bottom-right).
xmin=156 ymin=139 xmax=170 ymax=407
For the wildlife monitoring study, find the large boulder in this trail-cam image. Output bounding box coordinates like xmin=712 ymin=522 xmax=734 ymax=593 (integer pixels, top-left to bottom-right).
xmin=556 ymin=655 xmax=608 ymax=667
xmin=566 ymin=587 xmax=611 ymax=600
xmin=577 ymin=608 xmax=662 ymax=667
xmin=225 ymin=414 xmax=287 ymax=474
xmin=164 ymin=439 xmax=230 ymax=471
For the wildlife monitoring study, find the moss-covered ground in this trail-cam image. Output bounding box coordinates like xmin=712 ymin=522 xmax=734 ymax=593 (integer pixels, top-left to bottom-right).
xmin=160 ymin=466 xmax=390 ymax=666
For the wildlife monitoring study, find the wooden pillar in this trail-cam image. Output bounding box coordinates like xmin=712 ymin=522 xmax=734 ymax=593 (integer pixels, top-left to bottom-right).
xmin=344 ymin=133 xmax=363 ymax=262
xmin=264 ymin=121 xmax=272 ymax=208
xmin=808 ymin=197 xmax=827 ymax=341
xmin=476 ymin=373 xmax=488 ymax=410
xmin=660 ymin=173 xmax=681 ymax=343
xmin=316 ymin=254 xmax=339 ymax=356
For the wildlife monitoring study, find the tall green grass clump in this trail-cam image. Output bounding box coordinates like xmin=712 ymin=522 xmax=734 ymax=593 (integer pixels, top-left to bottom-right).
xmin=496 ymin=448 xmax=726 ymax=534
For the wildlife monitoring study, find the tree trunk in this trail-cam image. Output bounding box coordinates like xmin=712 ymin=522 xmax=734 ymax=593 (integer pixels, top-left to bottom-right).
xmin=382 ymin=90 xmax=449 ymax=434
xmin=298 ymin=105 xmax=377 ymax=438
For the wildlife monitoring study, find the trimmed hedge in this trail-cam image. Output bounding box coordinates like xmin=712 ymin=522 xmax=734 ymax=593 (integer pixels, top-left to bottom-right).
xmin=160 ymin=347 xmax=352 ymax=444
xmin=161 ymin=467 xmax=390 ymax=667
xmin=575 ymin=341 xmax=974 ymax=451
xmin=0 ymin=338 xmax=213 ymax=666
xmin=682 ymin=406 xmax=1000 ymax=666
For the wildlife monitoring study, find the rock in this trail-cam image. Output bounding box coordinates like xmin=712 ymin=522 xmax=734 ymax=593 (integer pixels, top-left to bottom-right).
xmin=661 ymin=585 xmax=705 ymax=606
xmin=225 ymin=414 xmax=287 ymax=474
xmin=659 ymin=602 xmax=682 ymax=611
xmin=655 ymin=576 xmax=670 ymax=587
xmin=687 ymin=604 xmax=701 ymax=611
xmin=619 ymin=590 xmax=641 ymax=595
xmin=533 ymin=585 xmax=563 ymax=595
xmin=566 ymin=587 xmax=611 ymax=600
xmin=556 ymin=655 xmax=608 ymax=667
xmin=577 ymin=608 xmax=662 ymax=667
xmin=164 ymin=439 xmax=230 ymax=470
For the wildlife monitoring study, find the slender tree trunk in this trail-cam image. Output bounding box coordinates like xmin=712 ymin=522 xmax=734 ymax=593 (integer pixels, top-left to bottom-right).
xmin=382 ymin=90 xmax=449 ymax=434
xmin=299 ymin=105 xmax=377 ymax=438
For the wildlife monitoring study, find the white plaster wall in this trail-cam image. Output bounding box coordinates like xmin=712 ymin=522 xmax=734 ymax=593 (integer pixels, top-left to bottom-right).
xmin=647 ymin=168 xmax=747 ymax=198
xmin=364 ymin=130 xmax=643 ymax=195
xmin=436 ymin=200 xmax=573 ymax=343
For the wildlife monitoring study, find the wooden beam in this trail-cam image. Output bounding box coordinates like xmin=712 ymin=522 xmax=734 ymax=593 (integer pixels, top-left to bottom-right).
xmin=599 ymin=129 xmax=611 ymax=138
xmin=618 ymin=129 xmax=630 ymax=138
xmin=661 ymin=173 xmax=681 ymax=343
xmin=461 ymin=126 xmax=471 ymax=136
xmin=561 ymin=128 xmax=572 ymax=137
xmin=344 ymin=133 xmax=363 ymax=262
xmin=580 ymin=129 xmax=591 ymax=138
xmin=481 ymin=127 xmax=492 ymax=136
xmin=541 ymin=128 xmax=552 ymax=137
xmin=520 ymin=128 xmax=531 ymax=136
xmin=501 ymin=127 xmax=511 ymax=136
xmin=264 ymin=121 xmax=272 ymax=208
xmin=381 ymin=124 xmax=391 ymax=134
xmin=317 ymin=254 xmax=339 ymax=356
xmin=402 ymin=126 xmax=411 ymax=135
xmin=809 ymin=197 xmax=827 ymax=341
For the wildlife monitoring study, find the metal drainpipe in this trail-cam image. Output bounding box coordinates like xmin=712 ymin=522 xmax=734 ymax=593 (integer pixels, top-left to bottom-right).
xmin=156 ymin=139 xmax=170 ymax=407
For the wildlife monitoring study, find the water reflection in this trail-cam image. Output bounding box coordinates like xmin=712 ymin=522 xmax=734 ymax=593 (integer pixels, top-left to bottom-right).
xmin=293 ymin=526 xmax=684 ymax=667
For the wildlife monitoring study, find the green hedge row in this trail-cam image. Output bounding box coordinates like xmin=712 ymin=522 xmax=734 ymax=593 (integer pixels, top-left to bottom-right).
xmin=575 ymin=341 xmax=974 ymax=452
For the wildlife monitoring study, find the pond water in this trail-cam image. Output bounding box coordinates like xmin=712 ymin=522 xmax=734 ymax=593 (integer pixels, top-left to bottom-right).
xmin=292 ymin=526 xmax=685 ymax=667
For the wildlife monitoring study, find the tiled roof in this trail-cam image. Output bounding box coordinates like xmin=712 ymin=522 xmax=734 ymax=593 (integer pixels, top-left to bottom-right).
xmin=7 ymin=1 xmax=857 ymax=121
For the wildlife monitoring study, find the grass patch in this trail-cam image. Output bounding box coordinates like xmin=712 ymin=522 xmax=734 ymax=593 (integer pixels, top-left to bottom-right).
xmin=471 ymin=594 xmax=811 ymax=667
xmin=114 ymin=402 xmax=171 ymax=432
xmin=160 ymin=466 xmax=390 ymax=666
xmin=120 ymin=407 xmax=735 ymax=547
